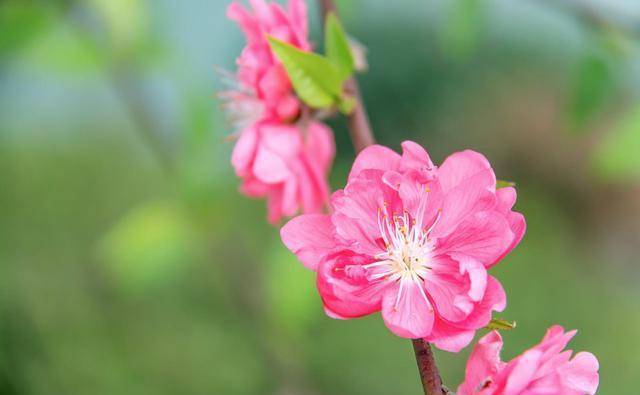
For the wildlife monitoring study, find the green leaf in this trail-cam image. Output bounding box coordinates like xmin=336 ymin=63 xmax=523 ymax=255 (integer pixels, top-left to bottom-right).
xmin=496 ymin=180 xmax=516 ymax=189
xmin=324 ymin=12 xmax=354 ymax=81
xmin=486 ymin=318 xmax=516 ymax=331
xmin=267 ymin=36 xmax=342 ymax=109
xmin=593 ymin=106 xmax=640 ymax=180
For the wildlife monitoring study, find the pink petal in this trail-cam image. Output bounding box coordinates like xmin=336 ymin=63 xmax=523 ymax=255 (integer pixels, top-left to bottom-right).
xmin=450 ymin=275 xmax=506 ymax=331
xmin=258 ymin=64 xmax=291 ymax=105
xmin=331 ymin=171 xmax=401 ymax=255
xmin=400 ymin=140 xmax=436 ymax=179
xmin=459 ymin=257 xmax=488 ymax=302
xmin=426 ymin=323 xmax=476 ymax=353
xmin=231 ymin=125 xmax=259 ymax=177
xmin=348 ymin=145 xmax=401 ymax=182
xmin=253 ymin=144 xmax=291 ymax=183
xmin=430 ymin=169 xmax=496 ymax=239
xmin=381 ymin=281 xmax=434 ymax=339
xmin=227 ymin=3 xmax=261 ymax=43
xmin=266 ymin=185 xmax=284 ymax=224
xmin=457 ymin=331 xmax=505 ymax=395
xmin=560 ymin=352 xmax=599 ymax=394
xmin=496 ymin=186 xmax=517 ymax=210
xmin=295 ymin=158 xmax=326 ymax=214
xmin=424 ymin=256 xmax=481 ymax=323
xmin=317 ymin=251 xmax=386 ymax=318
xmin=305 ymin=121 xmax=335 ymax=173
xmin=503 ymin=349 xmax=543 ymax=394
xmin=240 ymin=176 xmax=269 ymax=197
xmin=437 ymin=211 xmax=515 ymax=267
xmin=280 ymin=177 xmax=299 ymax=217
xmin=252 ymin=124 xmax=302 ymax=184
xmin=287 ymin=0 xmax=308 ymax=44
xmin=276 ymin=93 xmax=300 ymax=121
xmin=280 ymin=214 xmax=336 ymax=270
xmin=438 ymin=150 xmax=495 ymax=193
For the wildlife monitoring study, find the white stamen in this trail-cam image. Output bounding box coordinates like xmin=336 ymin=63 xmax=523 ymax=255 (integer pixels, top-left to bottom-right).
xmin=366 ymin=195 xmax=442 ymax=302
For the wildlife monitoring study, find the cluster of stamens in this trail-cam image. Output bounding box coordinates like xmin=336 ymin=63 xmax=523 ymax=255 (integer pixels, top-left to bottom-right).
xmin=216 ymin=67 xmax=264 ymax=132
xmin=362 ymin=198 xmax=441 ymax=308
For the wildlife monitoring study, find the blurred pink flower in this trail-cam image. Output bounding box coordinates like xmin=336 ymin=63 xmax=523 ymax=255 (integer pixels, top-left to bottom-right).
xmin=225 ymin=0 xmax=335 ymax=223
xmin=281 ymin=141 xmax=525 ymax=351
xmin=457 ymin=326 xmax=599 ymax=395
xmin=224 ymin=0 xmax=310 ymax=127
xmin=232 ymin=120 xmax=334 ymax=224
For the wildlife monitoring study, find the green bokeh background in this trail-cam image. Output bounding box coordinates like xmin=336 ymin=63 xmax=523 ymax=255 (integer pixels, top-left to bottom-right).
xmin=1 ymin=0 xmax=639 ymax=394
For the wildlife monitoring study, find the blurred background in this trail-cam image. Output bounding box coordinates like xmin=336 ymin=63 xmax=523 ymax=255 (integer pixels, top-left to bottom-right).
xmin=1 ymin=0 xmax=639 ymax=394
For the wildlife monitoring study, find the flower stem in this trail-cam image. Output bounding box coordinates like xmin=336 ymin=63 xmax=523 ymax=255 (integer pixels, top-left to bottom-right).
xmin=317 ymin=2 xmax=444 ymax=394
xmin=318 ymin=0 xmax=375 ymax=153
xmin=412 ymin=339 xmax=444 ymax=395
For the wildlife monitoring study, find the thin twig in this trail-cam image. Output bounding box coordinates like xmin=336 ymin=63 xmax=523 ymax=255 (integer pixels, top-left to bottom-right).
xmin=318 ymin=2 xmax=444 ymax=394
xmin=412 ymin=339 xmax=444 ymax=395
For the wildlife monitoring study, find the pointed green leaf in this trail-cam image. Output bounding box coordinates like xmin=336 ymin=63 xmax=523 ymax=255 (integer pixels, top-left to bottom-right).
xmin=267 ymin=36 xmax=342 ymax=109
xmin=496 ymin=180 xmax=516 ymax=189
xmin=486 ymin=318 xmax=516 ymax=331
xmin=325 ymin=12 xmax=354 ymax=81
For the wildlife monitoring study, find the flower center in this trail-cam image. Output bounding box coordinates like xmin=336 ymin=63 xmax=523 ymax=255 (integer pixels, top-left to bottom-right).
xmin=364 ymin=206 xmax=441 ymax=284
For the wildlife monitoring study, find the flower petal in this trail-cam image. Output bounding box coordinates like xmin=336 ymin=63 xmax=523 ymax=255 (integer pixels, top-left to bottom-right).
xmin=437 ymin=211 xmax=515 ymax=267
xmin=430 ymin=169 xmax=496 ymax=239
xmin=438 ymin=150 xmax=494 ymax=192
xmin=381 ymin=280 xmax=434 ymax=338
xmin=305 ymin=121 xmax=335 ymax=173
xmin=231 ymin=125 xmax=259 ymax=177
xmin=317 ymin=251 xmax=386 ymax=318
xmin=457 ymin=330 xmax=505 ymax=395
xmin=560 ymin=352 xmax=600 ymax=394
xmin=400 ymin=140 xmax=435 ymax=176
xmin=348 ymin=145 xmax=402 ymax=181
xmin=281 ymin=214 xmax=336 ymax=270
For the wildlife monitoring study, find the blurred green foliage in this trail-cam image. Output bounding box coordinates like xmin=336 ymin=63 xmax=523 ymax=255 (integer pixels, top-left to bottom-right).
xmin=1 ymin=0 xmax=640 ymax=394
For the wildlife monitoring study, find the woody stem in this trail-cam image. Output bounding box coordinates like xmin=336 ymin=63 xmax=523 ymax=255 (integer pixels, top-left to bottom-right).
xmin=412 ymin=339 xmax=445 ymax=395
xmin=317 ymin=1 xmax=444 ymax=394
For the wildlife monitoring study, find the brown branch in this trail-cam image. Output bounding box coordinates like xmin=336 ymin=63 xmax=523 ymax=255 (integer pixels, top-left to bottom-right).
xmin=318 ymin=2 xmax=444 ymax=394
xmin=412 ymin=339 xmax=444 ymax=395
xmin=318 ymin=0 xmax=375 ymax=153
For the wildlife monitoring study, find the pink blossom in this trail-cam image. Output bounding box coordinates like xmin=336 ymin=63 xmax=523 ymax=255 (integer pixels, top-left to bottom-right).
xmin=224 ymin=0 xmax=311 ymax=126
xmin=457 ymin=326 xmax=599 ymax=395
xmin=225 ymin=0 xmax=335 ymax=223
xmin=281 ymin=141 xmax=525 ymax=351
xmin=232 ymin=120 xmax=334 ymax=223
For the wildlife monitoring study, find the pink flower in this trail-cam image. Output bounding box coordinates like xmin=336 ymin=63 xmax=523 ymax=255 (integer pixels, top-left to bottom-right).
xmin=232 ymin=120 xmax=334 ymax=223
xmin=281 ymin=141 xmax=525 ymax=351
xmin=224 ymin=0 xmax=310 ymax=126
xmin=225 ymin=0 xmax=335 ymax=223
xmin=457 ymin=326 xmax=599 ymax=395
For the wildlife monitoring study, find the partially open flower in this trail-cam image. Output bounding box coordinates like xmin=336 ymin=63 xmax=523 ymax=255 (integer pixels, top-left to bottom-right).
xmin=224 ymin=0 xmax=311 ymax=128
xmin=281 ymin=141 xmax=525 ymax=351
xmin=457 ymin=326 xmax=599 ymax=395
xmin=232 ymin=120 xmax=334 ymax=223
